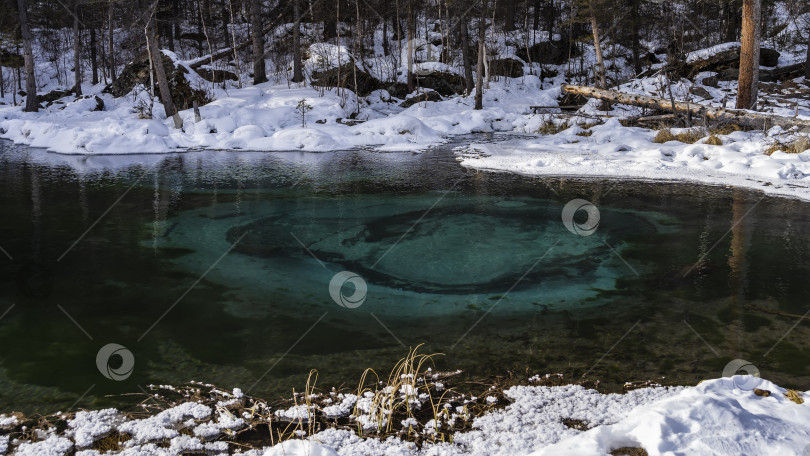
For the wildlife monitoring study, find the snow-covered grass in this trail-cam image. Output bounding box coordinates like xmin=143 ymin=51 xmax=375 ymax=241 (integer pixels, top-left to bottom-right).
xmin=2 ymin=376 xmax=808 ymax=455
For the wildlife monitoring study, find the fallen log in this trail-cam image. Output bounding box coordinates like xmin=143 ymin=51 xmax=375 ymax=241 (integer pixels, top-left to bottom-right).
xmin=561 ymin=84 xmax=810 ymax=129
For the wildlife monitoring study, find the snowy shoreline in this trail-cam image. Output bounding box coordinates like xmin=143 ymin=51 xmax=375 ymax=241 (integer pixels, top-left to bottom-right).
xmin=1 ymin=376 xmax=808 ymax=456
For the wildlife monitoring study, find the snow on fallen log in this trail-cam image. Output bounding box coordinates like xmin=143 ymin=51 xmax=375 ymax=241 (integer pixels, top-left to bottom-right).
xmin=561 ymin=84 xmax=810 ymax=129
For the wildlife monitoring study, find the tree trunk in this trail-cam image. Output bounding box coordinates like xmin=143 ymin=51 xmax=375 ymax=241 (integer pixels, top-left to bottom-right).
xmin=109 ymin=5 xmax=116 ymax=82
xmin=805 ymin=28 xmax=810 ymax=79
xmin=475 ymin=8 xmax=486 ymax=110
xmin=504 ymin=0 xmax=516 ymax=32
xmin=73 ymin=3 xmax=83 ymax=96
xmin=18 ymin=0 xmax=38 ymax=112
xmin=407 ymin=0 xmax=414 ymax=91
xmin=630 ymin=0 xmax=641 ymax=75
xmin=461 ymin=18 xmax=474 ymax=96
xmin=292 ymin=0 xmax=304 ymax=82
xmin=90 ymin=27 xmax=99 ymax=85
xmin=146 ymin=15 xmax=183 ymax=129
xmin=724 ymin=0 xmax=740 ymax=42
xmin=248 ymin=0 xmax=268 ymax=84
xmin=561 ymin=84 xmax=810 ymax=128
xmin=736 ymin=0 xmax=761 ymax=110
xmin=589 ymin=11 xmax=606 ymax=89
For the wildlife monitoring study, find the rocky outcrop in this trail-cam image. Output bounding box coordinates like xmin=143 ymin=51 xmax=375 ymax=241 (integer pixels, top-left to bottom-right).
xmin=104 ymin=52 xmax=210 ymax=110
xmin=400 ymin=90 xmax=442 ymax=108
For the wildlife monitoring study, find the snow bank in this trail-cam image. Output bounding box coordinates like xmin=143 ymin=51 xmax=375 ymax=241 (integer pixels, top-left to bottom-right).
xmin=458 ymin=119 xmax=810 ymax=201
xmin=533 ymin=376 xmax=810 ymax=455
xmin=5 ymin=377 xmax=808 ymax=455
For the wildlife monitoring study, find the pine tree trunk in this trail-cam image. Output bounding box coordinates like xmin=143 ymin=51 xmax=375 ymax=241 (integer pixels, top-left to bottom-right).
xmin=17 ymin=0 xmax=38 ymax=112
xmin=805 ymin=28 xmax=810 ymax=79
xmin=630 ymin=0 xmax=641 ymax=75
xmin=407 ymin=0 xmax=414 ymax=91
xmin=504 ymin=0 xmax=515 ymax=32
xmin=249 ymin=0 xmax=267 ymax=84
xmin=589 ymin=11 xmax=606 ymax=89
xmin=292 ymin=0 xmax=304 ymax=82
xmin=109 ymin=5 xmax=116 ymax=82
xmin=90 ymin=27 xmax=99 ymax=85
xmin=461 ymin=18 xmax=474 ymax=96
xmin=736 ymin=0 xmax=761 ymax=110
xmin=475 ymin=9 xmax=485 ymax=110
xmin=73 ymin=3 xmax=83 ymax=96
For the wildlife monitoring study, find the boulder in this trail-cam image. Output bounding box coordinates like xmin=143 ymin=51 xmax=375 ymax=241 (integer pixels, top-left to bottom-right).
xmin=195 ymin=67 xmax=238 ymax=83
xmin=104 ymin=51 xmax=210 ymax=110
xmin=489 ymin=58 xmax=524 ymax=78
xmin=40 ymin=89 xmax=72 ymax=104
xmin=759 ymin=48 xmax=780 ymax=67
xmin=400 ymin=90 xmax=442 ymax=108
xmin=689 ymin=86 xmax=713 ymax=100
xmin=414 ymin=71 xmax=465 ymax=96
xmin=311 ymin=62 xmax=381 ymax=96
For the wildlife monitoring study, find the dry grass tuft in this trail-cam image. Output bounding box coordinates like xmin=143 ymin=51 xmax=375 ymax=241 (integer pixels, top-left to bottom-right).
xmin=536 ymin=119 xmax=570 ymax=135
xmin=709 ymin=124 xmax=743 ymax=136
xmin=764 ymin=136 xmax=810 ymax=155
xmin=786 ymin=389 xmax=804 ymax=404
xmin=704 ymin=135 xmax=723 ymax=146
xmin=653 ymin=129 xmax=677 ymax=143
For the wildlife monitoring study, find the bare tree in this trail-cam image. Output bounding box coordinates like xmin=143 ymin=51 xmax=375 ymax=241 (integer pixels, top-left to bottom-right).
xmin=736 ymin=0 xmax=761 ymax=109
xmin=460 ymin=17 xmax=474 ymax=95
xmin=17 ymin=0 xmax=38 ymax=112
xmin=589 ymin=2 xmax=607 ymax=89
xmin=475 ymin=3 xmax=487 ymax=110
xmin=407 ymin=0 xmax=414 ymax=91
xmin=73 ymin=1 xmax=83 ymax=95
xmin=248 ymin=0 xmax=268 ymax=84
xmin=805 ymin=25 xmax=810 ymax=80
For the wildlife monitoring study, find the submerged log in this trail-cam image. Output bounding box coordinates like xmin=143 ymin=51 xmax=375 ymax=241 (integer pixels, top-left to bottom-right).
xmin=561 ymin=84 xmax=810 ymax=129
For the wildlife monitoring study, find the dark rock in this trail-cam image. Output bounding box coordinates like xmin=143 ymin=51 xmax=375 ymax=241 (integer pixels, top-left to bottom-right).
xmin=490 ymin=58 xmax=524 ymax=78
xmin=516 ymin=41 xmax=580 ymax=65
xmin=701 ymin=76 xmax=719 ymax=87
xmin=414 ymin=71 xmax=465 ymax=96
xmin=40 ymin=89 xmax=72 ymax=104
xmin=689 ymin=86 xmax=713 ymax=100
xmin=759 ymin=48 xmax=780 ymax=67
xmin=718 ymin=68 xmax=739 ymax=81
xmin=311 ymin=62 xmax=381 ymax=96
xmin=400 ymin=90 xmax=442 ymax=108
xmin=195 ymin=68 xmax=238 ymax=83
xmin=386 ymin=83 xmax=410 ymax=99
xmin=104 ymin=51 xmax=210 ymax=110
xmin=91 ymin=95 xmax=105 ymax=111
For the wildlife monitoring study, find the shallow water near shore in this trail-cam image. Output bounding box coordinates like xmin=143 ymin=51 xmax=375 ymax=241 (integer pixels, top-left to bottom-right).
xmin=1 ymin=137 xmax=809 ymax=415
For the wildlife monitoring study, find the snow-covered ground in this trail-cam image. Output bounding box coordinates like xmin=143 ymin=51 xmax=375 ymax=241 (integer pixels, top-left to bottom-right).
xmin=456 ymin=117 xmax=810 ymax=202
xmin=3 ymin=376 xmax=808 ymax=455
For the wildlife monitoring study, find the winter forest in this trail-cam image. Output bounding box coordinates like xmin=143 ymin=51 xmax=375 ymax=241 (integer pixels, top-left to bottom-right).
xmin=2 ymin=0 xmax=810 ymax=455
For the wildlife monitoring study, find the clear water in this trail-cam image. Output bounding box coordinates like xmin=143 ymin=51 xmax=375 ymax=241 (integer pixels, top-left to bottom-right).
xmin=1 ymin=138 xmax=809 ymax=414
